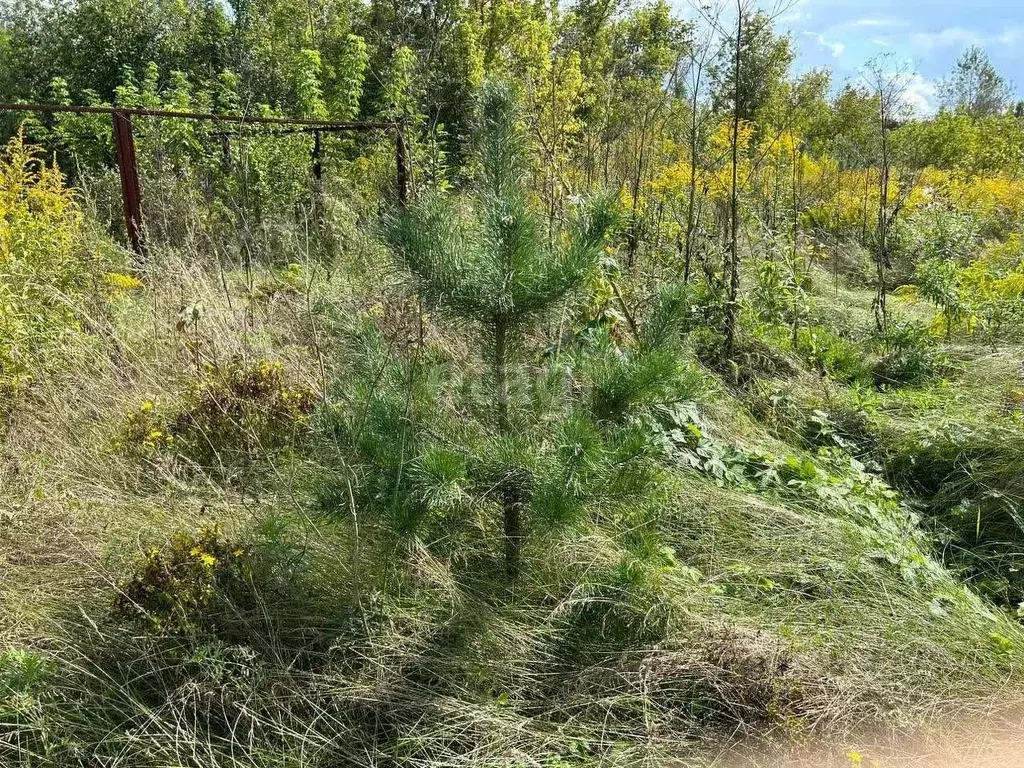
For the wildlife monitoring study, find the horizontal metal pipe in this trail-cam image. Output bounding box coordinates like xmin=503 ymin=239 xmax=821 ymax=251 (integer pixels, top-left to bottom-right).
xmin=206 ymin=126 xmax=370 ymax=137
xmin=0 ymin=103 xmax=395 ymax=131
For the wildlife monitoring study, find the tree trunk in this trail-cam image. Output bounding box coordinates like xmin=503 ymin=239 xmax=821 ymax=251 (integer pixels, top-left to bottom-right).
xmin=834 ymin=163 xmax=841 ymax=296
xmin=494 ymin=319 xmax=510 ymax=429
xmin=627 ymin=110 xmax=650 ymax=268
xmin=684 ymin=66 xmax=701 ymax=280
xmin=722 ymin=6 xmax=742 ymax=360
xmin=501 ymin=470 xmax=527 ymax=581
xmin=875 ymin=102 xmax=890 ymax=334
xmin=492 ymin=319 xmax=522 ymax=578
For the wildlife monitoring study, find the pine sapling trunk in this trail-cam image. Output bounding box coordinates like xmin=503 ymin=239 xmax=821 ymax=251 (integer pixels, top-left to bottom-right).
xmin=494 ymin=319 xmax=510 ymax=431
xmin=501 ymin=469 xmax=527 ymax=581
xmin=492 ymin=318 xmax=522 ymax=579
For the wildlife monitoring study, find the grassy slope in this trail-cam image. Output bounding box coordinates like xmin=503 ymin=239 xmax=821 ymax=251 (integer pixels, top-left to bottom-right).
xmin=2 ymin=242 xmax=1024 ymax=766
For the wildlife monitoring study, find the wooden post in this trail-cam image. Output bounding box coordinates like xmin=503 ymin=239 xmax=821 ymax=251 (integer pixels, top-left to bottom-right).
xmin=396 ymin=125 xmax=408 ymax=206
xmin=112 ymin=110 xmax=145 ymax=261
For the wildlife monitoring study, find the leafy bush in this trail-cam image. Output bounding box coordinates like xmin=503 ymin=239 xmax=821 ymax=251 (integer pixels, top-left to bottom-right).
xmin=0 ymin=134 xmax=121 ymax=391
xmin=171 ymin=358 xmax=317 ymax=467
xmin=661 ymin=404 xmax=922 ymax=567
xmin=801 ymin=402 xmax=876 ymax=455
xmin=586 ymin=283 xmax=703 ymax=422
xmin=899 ymin=250 xmax=1024 ymax=344
xmin=119 ymin=397 xmax=176 ymax=456
xmin=118 ymin=358 xmax=317 ymax=473
xmin=872 ymin=320 xmax=944 ymax=387
xmin=0 ymin=649 xmax=51 ymax=763
xmin=794 ymin=325 xmax=871 ymax=383
xmin=750 ymin=240 xmax=814 ymax=341
xmin=115 ymin=524 xmax=250 ymax=635
xmin=911 ymin=257 xmax=963 ymax=339
xmin=890 ymin=205 xmax=979 ymax=282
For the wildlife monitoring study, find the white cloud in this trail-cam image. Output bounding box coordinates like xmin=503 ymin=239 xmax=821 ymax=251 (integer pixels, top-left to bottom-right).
xmin=777 ymin=0 xmax=810 ymax=25
xmin=908 ymin=25 xmax=1024 ymax=54
xmin=998 ymin=26 xmax=1024 ymax=46
xmin=909 ymin=27 xmax=981 ymax=53
xmin=804 ymin=31 xmax=845 ymax=58
xmin=825 ymin=38 xmax=846 ymax=57
xmin=860 ymin=60 xmax=938 ymax=116
xmin=848 ymin=18 xmax=906 ymax=29
xmin=900 ymin=74 xmax=939 ymax=116
xmin=778 ymin=10 xmax=811 ymax=24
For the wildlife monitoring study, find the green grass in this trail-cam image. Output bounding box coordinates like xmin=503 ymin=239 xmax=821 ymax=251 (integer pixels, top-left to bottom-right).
xmin=3 ymin=232 xmax=1024 ymax=767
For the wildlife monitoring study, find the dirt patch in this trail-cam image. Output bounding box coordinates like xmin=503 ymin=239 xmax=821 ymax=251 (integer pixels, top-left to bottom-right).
xmin=723 ymin=703 xmax=1024 ymax=767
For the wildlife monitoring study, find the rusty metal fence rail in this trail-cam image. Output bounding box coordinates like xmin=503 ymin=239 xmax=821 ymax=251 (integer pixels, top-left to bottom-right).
xmin=0 ymin=103 xmax=409 ymax=260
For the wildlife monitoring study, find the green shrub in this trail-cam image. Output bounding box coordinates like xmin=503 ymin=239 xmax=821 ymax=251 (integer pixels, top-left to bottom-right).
xmin=890 ymin=205 xmax=979 ymax=283
xmin=0 ymin=649 xmax=51 ymax=763
xmin=0 ymin=134 xmax=124 ymax=391
xmin=118 ymin=397 xmax=176 ymax=456
xmin=118 ymin=358 xmax=317 ymax=473
xmin=794 ymin=325 xmax=871 ymax=383
xmin=586 ymin=283 xmax=703 ymax=422
xmin=801 ymin=403 xmax=876 ymax=455
xmin=171 ymin=358 xmax=317 ymax=467
xmin=898 ymin=246 xmax=1024 ymax=346
xmin=872 ymin=320 xmax=944 ymax=388
xmin=115 ymin=524 xmax=251 ymax=635
xmin=739 ymin=320 xmax=868 ymax=385
xmin=750 ymin=240 xmax=814 ymax=342
xmin=912 ymin=257 xmax=963 ymax=339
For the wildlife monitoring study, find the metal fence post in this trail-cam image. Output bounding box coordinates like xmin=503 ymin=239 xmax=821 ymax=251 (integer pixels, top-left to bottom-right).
xmin=0 ymin=102 xmax=399 ymax=248
xmin=396 ymin=125 xmax=408 ymax=206
xmin=112 ymin=110 xmax=145 ymax=261
xmin=311 ymin=129 xmax=323 ymax=185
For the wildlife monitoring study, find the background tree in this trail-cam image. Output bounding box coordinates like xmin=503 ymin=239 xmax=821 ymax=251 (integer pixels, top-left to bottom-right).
xmin=711 ymin=3 xmax=793 ymax=359
xmin=680 ymin=10 xmax=722 ymax=281
xmin=609 ymin=0 xmax=688 ymax=265
xmin=864 ymin=54 xmax=915 ymax=334
xmin=939 ymin=45 xmax=1012 ymax=118
xmin=710 ymin=9 xmax=792 ymax=124
xmin=721 ymin=2 xmax=744 ymax=360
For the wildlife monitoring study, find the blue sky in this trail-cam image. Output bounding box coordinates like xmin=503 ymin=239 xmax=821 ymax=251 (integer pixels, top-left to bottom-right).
xmin=774 ymin=0 xmax=1024 ymax=114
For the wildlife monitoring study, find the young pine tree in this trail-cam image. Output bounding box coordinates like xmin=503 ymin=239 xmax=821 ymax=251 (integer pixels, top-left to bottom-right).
xmin=380 ymin=83 xmax=617 ymax=578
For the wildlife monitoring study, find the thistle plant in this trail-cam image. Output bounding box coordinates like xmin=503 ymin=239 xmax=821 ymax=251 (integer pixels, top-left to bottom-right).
xmin=380 ymin=83 xmax=617 ymax=578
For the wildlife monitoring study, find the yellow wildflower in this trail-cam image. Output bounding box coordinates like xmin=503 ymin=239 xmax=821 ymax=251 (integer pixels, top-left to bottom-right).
xmin=103 ymin=272 xmax=145 ymax=291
